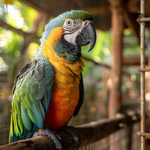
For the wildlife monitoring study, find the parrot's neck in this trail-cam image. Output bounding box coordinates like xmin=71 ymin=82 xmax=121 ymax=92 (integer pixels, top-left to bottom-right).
xmin=40 ymin=27 xmax=84 ymax=75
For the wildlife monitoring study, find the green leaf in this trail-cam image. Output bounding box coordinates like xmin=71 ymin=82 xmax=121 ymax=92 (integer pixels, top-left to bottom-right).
xmin=91 ymin=31 xmax=105 ymax=58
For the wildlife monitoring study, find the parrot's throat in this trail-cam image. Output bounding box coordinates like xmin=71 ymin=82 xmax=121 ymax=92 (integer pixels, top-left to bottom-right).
xmin=41 ymin=27 xmax=84 ymax=75
xmin=61 ymin=36 xmax=82 ymax=54
xmin=53 ymin=37 xmax=81 ymax=61
xmin=41 ymin=27 xmax=81 ymax=62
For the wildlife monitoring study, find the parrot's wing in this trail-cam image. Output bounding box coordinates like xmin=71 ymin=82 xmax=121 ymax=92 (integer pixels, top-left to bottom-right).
xmin=73 ymin=73 xmax=84 ymax=116
xmin=9 ymin=56 xmax=54 ymax=143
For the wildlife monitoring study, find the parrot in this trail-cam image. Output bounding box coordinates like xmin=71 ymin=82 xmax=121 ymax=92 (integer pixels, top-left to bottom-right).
xmin=9 ymin=10 xmax=96 ymax=149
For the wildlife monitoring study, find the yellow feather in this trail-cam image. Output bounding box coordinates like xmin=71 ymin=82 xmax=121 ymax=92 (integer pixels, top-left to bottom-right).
xmin=65 ymin=75 xmax=74 ymax=83
xmin=52 ymin=61 xmax=74 ymax=76
xmin=54 ymin=80 xmax=67 ymax=89
xmin=18 ymin=115 xmax=23 ymax=135
xmin=14 ymin=113 xmax=20 ymax=136
xmin=55 ymin=72 xmax=67 ymax=84
xmin=75 ymin=76 xmax=80 ymax=85
xmin=10 ymin=115 xmax=14 ymax=137
xmin=22 ymin=100 xmax=28 ymax=109
xmin=76 ymin=59 xmax=85 ymax=67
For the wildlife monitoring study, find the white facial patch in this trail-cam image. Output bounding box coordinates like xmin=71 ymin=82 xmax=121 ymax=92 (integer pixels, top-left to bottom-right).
xmin=63 ymin=19 xmax=92 ymax=45
xmin=64 ymin=30 xmax=81 ymax=45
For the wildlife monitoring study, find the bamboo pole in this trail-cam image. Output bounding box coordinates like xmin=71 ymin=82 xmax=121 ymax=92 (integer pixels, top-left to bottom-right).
xmin=140 ymin=0 xmax=146 ymax=149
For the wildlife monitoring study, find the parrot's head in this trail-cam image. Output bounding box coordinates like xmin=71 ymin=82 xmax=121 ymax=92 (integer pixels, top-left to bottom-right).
xmin=40 ymin=10 xmax=96 ymax=61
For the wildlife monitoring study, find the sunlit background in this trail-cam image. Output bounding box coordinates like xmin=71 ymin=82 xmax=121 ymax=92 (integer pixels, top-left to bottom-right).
xmin=0 ymin=0 xmax=150 ymax=147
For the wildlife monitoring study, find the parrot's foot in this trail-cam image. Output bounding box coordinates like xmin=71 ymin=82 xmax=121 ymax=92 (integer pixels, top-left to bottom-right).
xmin=60 ymin=126 xmax=81 ymax=146
xmin=33 ymin=128 xmax=62 ymax=150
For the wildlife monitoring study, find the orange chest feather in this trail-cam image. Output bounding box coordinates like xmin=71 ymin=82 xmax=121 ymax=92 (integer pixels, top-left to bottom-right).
xmin=42 ymin=27 xmax=85 ymax=130
xmin=51 ymin=65 xmax=81 ymax=105
xmin=44 ymin=67 xmax=81 ymax=131
xmin=44 ymin=60 xmax=84 ymax=131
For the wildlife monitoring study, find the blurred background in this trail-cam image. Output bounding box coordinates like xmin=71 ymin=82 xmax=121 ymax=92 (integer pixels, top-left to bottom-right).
xmin=0 ymin=0 xmax=150 ymax=149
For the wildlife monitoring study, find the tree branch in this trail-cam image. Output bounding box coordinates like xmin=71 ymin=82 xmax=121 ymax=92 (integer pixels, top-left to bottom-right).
xmin=0 ymin=20 xmax=40 ymax=39
xmin=82 ymin=56 xmax=111 ymax=69
xmin=20 ymin=11 xmax=41 ymax=54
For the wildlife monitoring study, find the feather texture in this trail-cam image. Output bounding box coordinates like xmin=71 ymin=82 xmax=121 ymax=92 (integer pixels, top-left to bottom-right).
xmin=9 ymin=52 xmax=54 ymax=143
xmin=9 ymin=10 xmax=92 ymax=143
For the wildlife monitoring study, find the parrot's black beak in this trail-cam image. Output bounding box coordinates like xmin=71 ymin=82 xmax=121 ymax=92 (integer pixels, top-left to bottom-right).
xmin=75 ymin=22 xmax=96 ymax=52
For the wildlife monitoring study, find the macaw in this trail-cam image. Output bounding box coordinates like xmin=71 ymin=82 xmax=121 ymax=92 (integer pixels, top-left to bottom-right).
xmin=9 ymin=10 xmax=96 ymax=149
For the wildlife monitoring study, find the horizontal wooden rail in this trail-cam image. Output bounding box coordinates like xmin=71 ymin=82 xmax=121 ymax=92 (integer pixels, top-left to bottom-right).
xmin=0 ymin=112 xmax=141 ymax=150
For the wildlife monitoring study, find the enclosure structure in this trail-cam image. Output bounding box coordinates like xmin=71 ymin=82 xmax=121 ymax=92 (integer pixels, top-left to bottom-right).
xmin=137 ymin=0 xmax=150 ymax=150
xmin=0 ymin=112 xmax=142 ymax=150
xmin=0 ymin=0 xmax=150 ymax=149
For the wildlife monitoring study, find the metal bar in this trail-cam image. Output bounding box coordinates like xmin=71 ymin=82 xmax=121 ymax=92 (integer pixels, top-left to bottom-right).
xmin=140 ymin=17 xmax=150 ymax=22
xmin=140 ymin=0 xmax=146 ymax=150
xmin=138 ymin=68 xmax=150 ymax=72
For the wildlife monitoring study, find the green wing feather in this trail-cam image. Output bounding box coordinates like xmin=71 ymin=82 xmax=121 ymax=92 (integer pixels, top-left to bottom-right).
xmin=9 ymin=52 xmax=54 ymax=143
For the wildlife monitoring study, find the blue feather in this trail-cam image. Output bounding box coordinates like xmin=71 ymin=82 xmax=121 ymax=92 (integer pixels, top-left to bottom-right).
xmin=11 ymin=135 xmax=18 ymax=143
xmin=46 ymin=90 xmax=51 ymax=113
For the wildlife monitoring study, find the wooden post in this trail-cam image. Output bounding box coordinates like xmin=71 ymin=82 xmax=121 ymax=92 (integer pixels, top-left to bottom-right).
xmin=108 ymin=0 xmax=124 ymax=118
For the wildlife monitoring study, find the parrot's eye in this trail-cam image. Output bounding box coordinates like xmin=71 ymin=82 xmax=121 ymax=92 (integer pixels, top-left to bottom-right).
xmin=66 ymin=20 xmax=72 ymax=26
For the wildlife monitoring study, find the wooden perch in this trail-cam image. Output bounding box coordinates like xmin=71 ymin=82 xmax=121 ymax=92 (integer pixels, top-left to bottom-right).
xmin=0 ymin=113 xmax=140 ymax=150
xmin=123 ymin=7 xmax=140 ymax=43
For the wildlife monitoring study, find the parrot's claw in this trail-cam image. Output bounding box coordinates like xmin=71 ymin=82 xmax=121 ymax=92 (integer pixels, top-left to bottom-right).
xmin=60 ymin=126 xmax=81 ymax=146
xmin=52 ymin=130 xmax=62 ymax=142
xmin=33 ymin=128 xmax=62 ymax=150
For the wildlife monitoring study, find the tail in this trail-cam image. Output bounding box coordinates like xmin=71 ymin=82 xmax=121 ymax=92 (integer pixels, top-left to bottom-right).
xmin=9 ymin=123 xmax=37 ymax=143
xmin=9 ymin=134 xmax=18 ymax=143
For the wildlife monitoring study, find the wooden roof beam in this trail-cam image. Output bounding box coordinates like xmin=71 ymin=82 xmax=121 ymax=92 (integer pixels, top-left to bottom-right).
xmin=123 ymin=7 xmax=140 ymax=44
xmin=85 ymin=7 xmax=111 ymax=16
xmin=20 ymin=0 xmax=50 ymax=17
xmin=20 ymin=0 xmax=111 ymax=17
